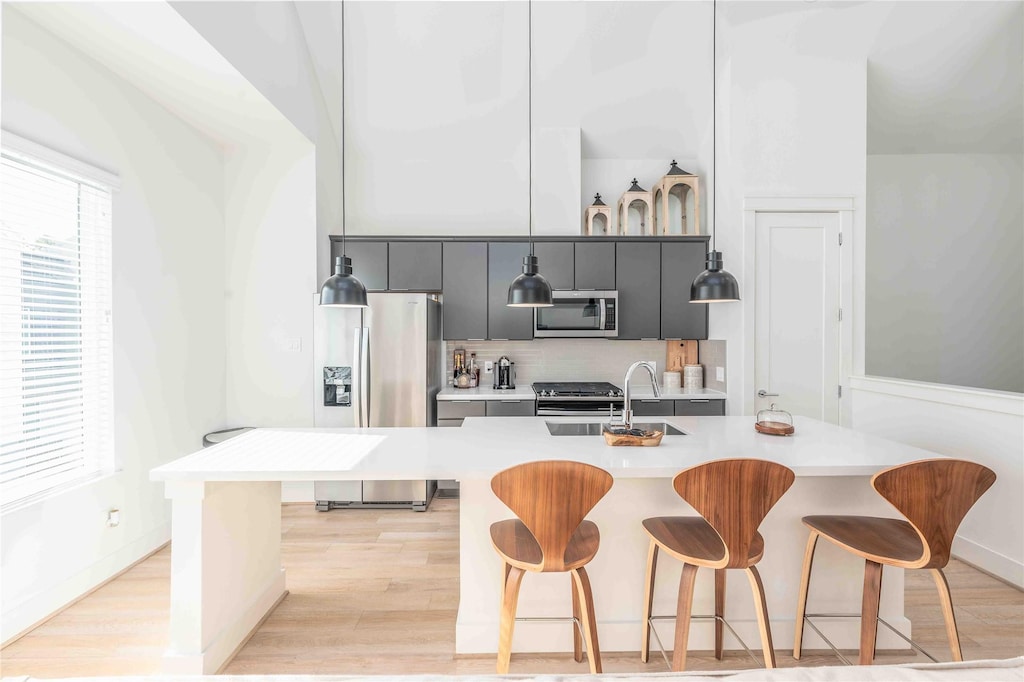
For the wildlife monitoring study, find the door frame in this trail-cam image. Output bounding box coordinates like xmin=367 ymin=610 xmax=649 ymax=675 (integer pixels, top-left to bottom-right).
xmin=742 ymin=196 xmax=855 ymax=425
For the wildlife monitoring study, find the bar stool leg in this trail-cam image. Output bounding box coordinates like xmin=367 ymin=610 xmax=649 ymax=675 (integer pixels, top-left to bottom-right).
xmin=497 ymin=566 xmax=525 ymax=673
xmin=793 ymin=531 xmax=819 ymax=659
xmin=640 ymin=540 xmax=659 ymax=663
xmin=571 ymin=567 xmax=602 ymax=674
xmin=671 ymin=562 xmax=700 ymax=671
xmin=932 ymin=568 xmax=963 ymax=662
xmin=745 ymin=566 xmax=776 ymax=668
xmin=714 ymin=569 xmax=726 ymax=660
xmin=859 ymin=560 xmax=883 ymax=665
xmin=572 ymin=572 xmax=583 ymax=662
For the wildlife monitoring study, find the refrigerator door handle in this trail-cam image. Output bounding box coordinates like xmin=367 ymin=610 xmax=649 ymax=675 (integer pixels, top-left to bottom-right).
xmin=361 ymin=326 xmax=371 ymax=427
xmin=352 ymin=327 xmax=363 ymax=427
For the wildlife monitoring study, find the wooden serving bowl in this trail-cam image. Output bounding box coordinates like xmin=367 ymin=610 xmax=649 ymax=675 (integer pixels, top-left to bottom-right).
xmin=603 ymin=429 xmax=664 ymax=447
xmin=755 ymin=420 xmax=795 ymax=436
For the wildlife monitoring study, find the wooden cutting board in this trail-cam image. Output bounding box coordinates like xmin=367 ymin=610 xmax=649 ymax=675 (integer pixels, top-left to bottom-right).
xmin=666 ymin=340 xmax=698 ymax=372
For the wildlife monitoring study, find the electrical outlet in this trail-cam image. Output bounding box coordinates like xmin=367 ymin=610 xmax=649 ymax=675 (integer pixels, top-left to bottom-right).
xmin=484 ymin=361 xmax=494 ymax=374
xmin=286 ymin=337 xmax=302 ymax=352
xmin=716 ymin=366 xmax=725 ymax=382
xmin=106 ymin=509 xmax=120 ymax=527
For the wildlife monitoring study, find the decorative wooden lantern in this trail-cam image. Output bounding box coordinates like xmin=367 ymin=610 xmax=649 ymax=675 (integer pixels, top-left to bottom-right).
xmin=583 ymin=193 xmax=614 ymax=236
xmin=652 ymin=160 xmax=701 ymax=235
xmin=617 ymin=179 xmax=655 ymax=236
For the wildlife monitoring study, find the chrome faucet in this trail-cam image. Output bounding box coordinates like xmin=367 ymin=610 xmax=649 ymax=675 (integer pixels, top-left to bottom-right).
xmin=621 ymin=361 xmax=661 ymax=430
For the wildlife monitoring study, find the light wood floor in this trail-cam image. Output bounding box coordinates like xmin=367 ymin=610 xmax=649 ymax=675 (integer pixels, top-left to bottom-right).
xmin=2 ymin=499 xmax=1022 ymax=677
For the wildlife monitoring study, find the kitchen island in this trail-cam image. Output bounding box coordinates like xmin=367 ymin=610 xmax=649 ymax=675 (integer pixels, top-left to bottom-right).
xmin=150 ymin=416 xmax=939 ymax=673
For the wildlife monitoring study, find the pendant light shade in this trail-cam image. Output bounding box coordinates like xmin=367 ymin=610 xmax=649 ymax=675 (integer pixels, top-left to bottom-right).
xmin=507 ymin=255 xmax=554 ymax=307
xmin=690 ymin=250 xmax=740 ymax=303
xmin=690 ymin=0 xmax=740 ymax=304
xmin=320 ymin=255 xmax=368 ymax=307
xmin=506 ymin=0 xmax=553 ymax=308
xmin=318 ymin=1 xmax=369 ymax=308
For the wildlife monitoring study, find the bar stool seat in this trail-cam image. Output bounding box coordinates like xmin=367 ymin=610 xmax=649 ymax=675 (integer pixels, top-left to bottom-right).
xmin=490 ymin=519 xmax=600 ymax=571
xmin=643 ymin=517 xmax=764 ymax=566
xmin=802 ymin=515 xmax=923 ymax=565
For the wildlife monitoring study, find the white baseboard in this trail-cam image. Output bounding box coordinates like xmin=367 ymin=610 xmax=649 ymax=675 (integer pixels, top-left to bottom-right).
xmin=161 ymin=568 xmax=286 ymax=674
xmin=1 ymin=522 xmax=170 ymax=644
xmin=281 ymin=480 xmax=313 ymax=503
xmin=953 ymin=535 xmax=1024 ymax=589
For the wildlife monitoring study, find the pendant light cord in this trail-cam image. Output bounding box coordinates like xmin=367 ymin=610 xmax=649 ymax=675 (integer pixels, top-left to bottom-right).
xmin=528 ymin=0 xmax=534 ymax=256
xmin=711 ymin=0 xmax=717 ymax=253
xmin=341 ymin=0 xmax=348 ymax=258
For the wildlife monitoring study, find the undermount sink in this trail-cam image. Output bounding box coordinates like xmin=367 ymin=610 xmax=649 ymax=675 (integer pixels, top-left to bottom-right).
xmin=545 ymin=422 xmax=686 ymax=437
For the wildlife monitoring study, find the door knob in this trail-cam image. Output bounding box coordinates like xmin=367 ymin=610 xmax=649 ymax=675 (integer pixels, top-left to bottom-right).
xmin=757 ymin=389 xmax=779 ymax=398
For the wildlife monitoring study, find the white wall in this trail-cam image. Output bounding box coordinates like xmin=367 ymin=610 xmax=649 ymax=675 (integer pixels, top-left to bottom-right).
xmin=223 ymin=142 xmax=317 ymax=428
xmin=866 ymin=154 xmax=1024 ymax=393
xmin=851 ymin=377 xmax=1024 ymax=587
xmin=1 ymin=8 xmax=227 ymax=640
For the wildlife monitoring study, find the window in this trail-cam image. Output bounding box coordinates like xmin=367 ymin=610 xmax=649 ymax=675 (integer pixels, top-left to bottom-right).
xmin=0 ymin=133 xmax=117 ymax=508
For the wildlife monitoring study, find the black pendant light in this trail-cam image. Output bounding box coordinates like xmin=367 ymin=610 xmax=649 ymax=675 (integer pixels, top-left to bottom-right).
xmin=320 ymin=1 xmax=368 ymax=308
xmin=691 ymin=0 xmax=740 ymax=304
xmin=507 ymin=0 xmax=553 ymax=308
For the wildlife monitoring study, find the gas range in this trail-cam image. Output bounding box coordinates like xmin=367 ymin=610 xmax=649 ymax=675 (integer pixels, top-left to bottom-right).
xmin=532 ymin=382 xmax=624 ymax=417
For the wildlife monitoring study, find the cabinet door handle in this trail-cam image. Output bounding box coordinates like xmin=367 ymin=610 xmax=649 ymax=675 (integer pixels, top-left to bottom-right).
xmin=689 ymin=399 xmax=710 ymax=403
xmin=452 ymin=400 xmax=472 ymax=403
xmin=640 ymin=399 xmax=660 ymax=403
xmin=500 ymin=400 xmax=521 ymax=404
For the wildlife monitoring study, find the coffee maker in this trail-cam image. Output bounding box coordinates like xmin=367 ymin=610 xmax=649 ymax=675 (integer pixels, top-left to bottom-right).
xmin=493 ymin=356 xmax=516 ymax=390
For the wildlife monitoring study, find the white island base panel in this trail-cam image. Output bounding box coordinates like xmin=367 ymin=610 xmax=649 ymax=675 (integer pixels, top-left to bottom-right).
xmin=162 ymin=480 xmax=286 ymax=674
xmin=455 ymin=476 xmax=910 ymax=656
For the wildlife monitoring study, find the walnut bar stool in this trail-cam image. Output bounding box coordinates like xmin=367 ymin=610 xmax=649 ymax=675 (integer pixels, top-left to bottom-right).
xmin=490 ymin=460 xmax=613 ymax=674
xmin=794 ymin=458 xmax=996 ymax=665
xmin=641 ymin=459 xmax=795 ymax=671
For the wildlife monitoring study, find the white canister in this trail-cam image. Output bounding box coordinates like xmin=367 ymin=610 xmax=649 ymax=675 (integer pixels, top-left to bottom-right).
xmin=662 ymin=371 xmax=681 ymax=391
xmin=683 ymin=364 xmax=704 ymax=391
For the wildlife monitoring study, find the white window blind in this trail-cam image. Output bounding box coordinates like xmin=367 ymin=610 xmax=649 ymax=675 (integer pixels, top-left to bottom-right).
xmin=0 ymin=134 xmax=115 ymax=508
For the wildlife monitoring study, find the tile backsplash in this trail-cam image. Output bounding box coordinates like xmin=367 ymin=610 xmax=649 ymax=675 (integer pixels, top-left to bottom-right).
xmin=698 ymin=339 xmax=727 ymax=392
xmin=446 ymin=339 xmax=728 ymax=390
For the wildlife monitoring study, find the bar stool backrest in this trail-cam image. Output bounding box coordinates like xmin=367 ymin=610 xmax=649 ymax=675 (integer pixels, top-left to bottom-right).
xmin=673 ymin=459 xmax=795 ymax=569
xmin=871 ymin=458 xmax=996 ymax=569
xmin=491 ymin=460 xmax=613 ymax=572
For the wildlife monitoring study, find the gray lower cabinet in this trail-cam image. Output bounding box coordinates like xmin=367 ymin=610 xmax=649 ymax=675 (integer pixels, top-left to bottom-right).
xmin=442 ymin=242 xmax=488 ymax=340
xmin=436 ymin=399 xmax=535 ymax=425
xmin=485 ymin=399 xmax=536 ymax=417
xmin=616 ymin=242 xmax=662 ymax=339
xmin=630 ymin=399 xmax=675 ymax=417
xmin=532 ymin=242 xmax=575 ymax=290
xmin=574 ymin=242 xmax=616 ymax=290
xmin=661 ymin=242 xmax=709 ymax=339
xmin=388 ymin=241 xmax=442 ymax=291
xmin=332 ymin=240 xmax=388 ymax=291
xmin=674 ymin=399 xmax=725 ymax=416
xmin=488 ymin=242 xmax=533 ymax=340
xmin=436 ymin=400 xmax=485 ymax=427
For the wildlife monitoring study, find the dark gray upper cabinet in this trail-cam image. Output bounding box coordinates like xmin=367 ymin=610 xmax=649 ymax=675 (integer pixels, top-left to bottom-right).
xmin=488 ymin=242 xmax=533 ymax=340
xmin=661 ymin=242 xmax=709 ymax=339
xmin=332 ymin=240 xmax=388 ymax=291
xmin=442 ymin=242 xmax=488 ymax=340
xmin=388 ymin=241 xmax=442 ymax=291
xmin=574 ymin=242 xmax=616 ymax=290
xmin=615 ymin=242 xmax=662 ymax=339
xmin=532 ymin=242 xmax=574 ymax=290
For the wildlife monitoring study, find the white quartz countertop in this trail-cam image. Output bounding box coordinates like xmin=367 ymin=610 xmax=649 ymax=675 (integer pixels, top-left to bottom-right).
xmin=151 ymin=416 xmax=940 ymax=483
xmin=437 ymin=386 xmax=536 ymax=401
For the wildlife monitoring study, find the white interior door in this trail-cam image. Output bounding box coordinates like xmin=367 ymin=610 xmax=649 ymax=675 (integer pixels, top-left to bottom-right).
xmin=754 ymin=212 xmax=841 ymax=423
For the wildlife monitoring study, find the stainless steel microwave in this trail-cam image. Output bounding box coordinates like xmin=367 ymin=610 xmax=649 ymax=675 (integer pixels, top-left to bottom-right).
xmin=534 ymin=290 xmax=618 ymax=338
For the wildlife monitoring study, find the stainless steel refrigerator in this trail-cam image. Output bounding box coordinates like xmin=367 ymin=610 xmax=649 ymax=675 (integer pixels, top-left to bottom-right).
xmin=312 ymin=292 xmax=441 ymax=511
